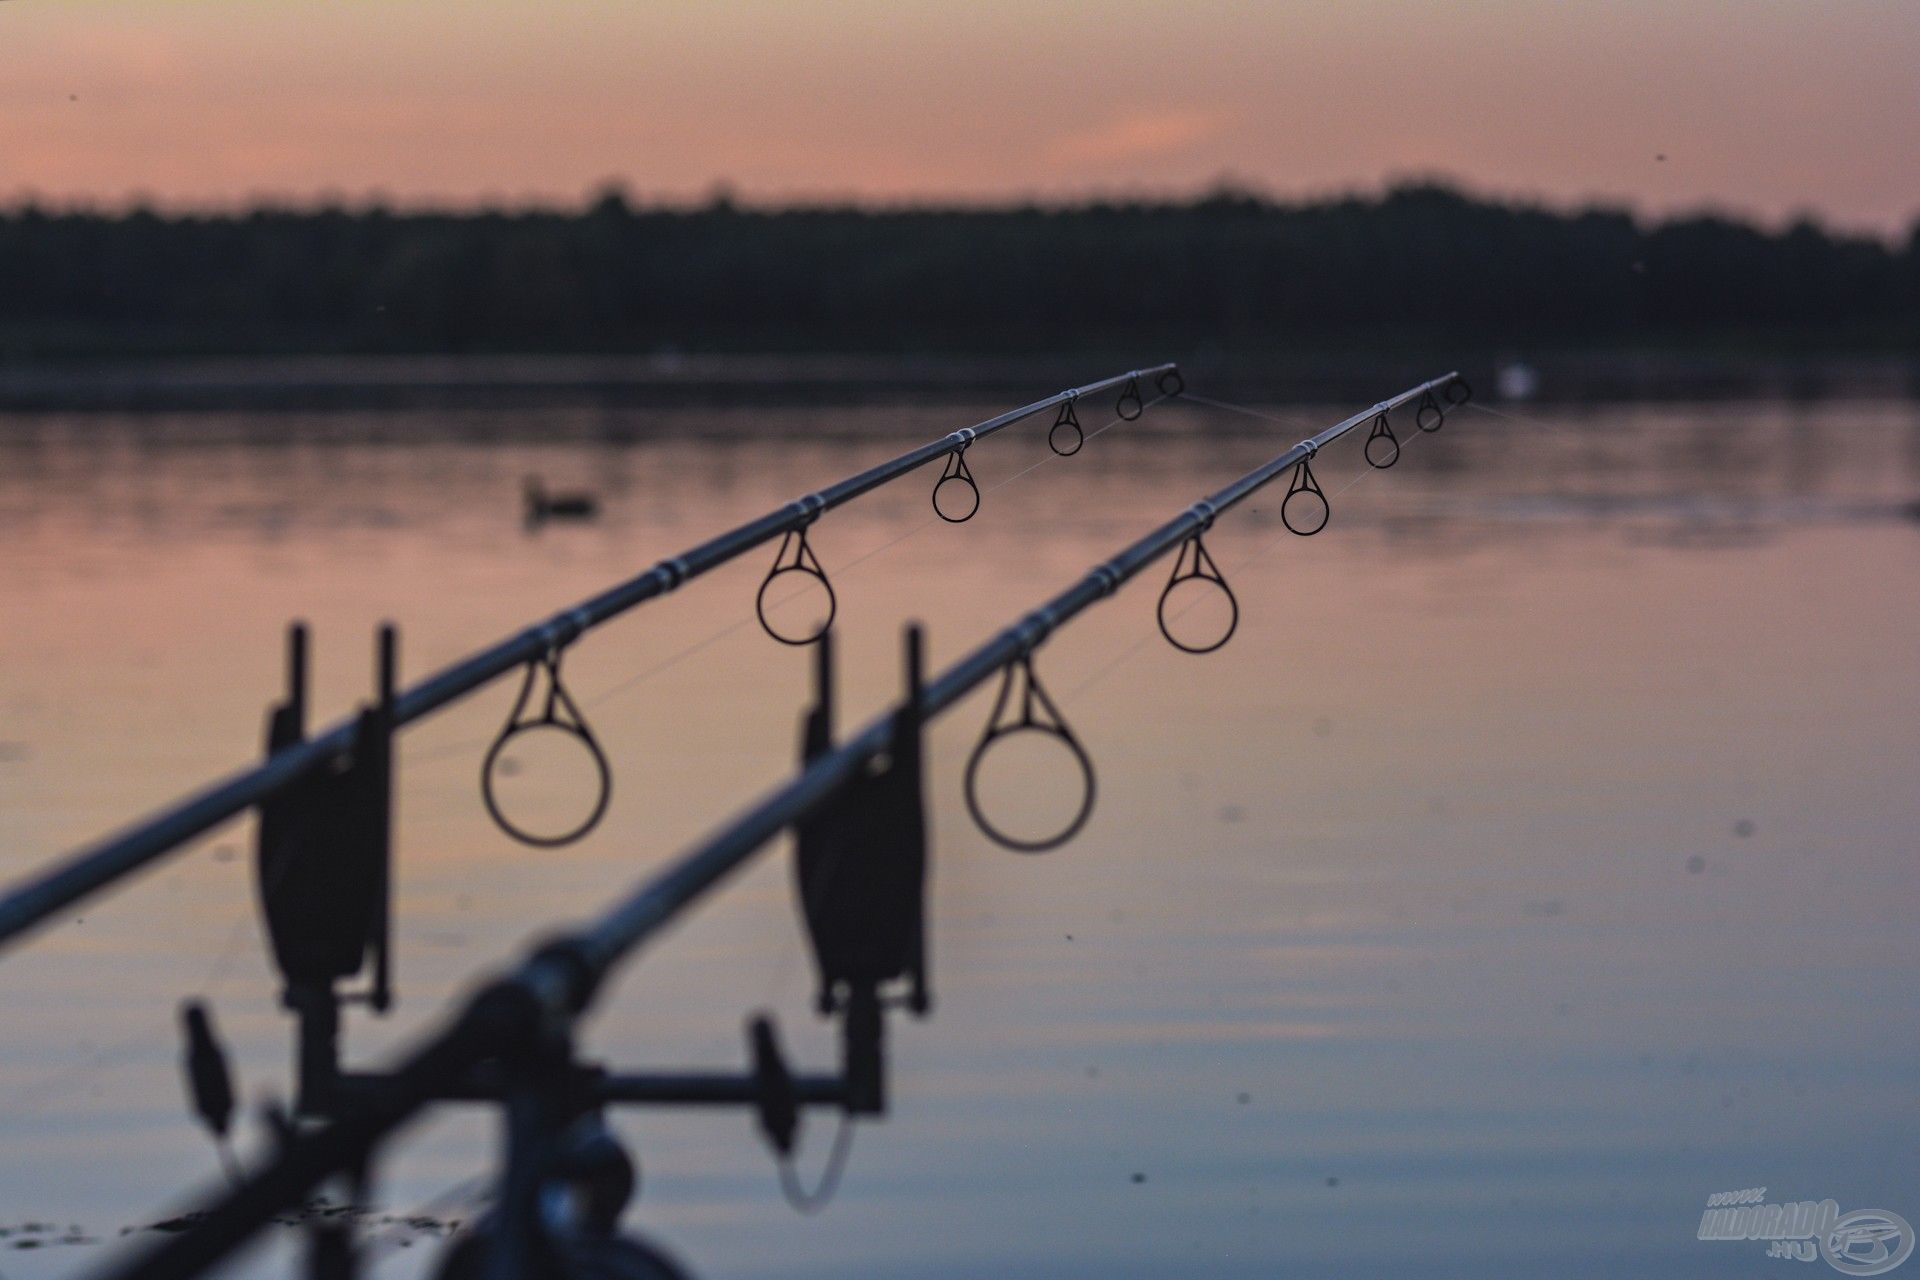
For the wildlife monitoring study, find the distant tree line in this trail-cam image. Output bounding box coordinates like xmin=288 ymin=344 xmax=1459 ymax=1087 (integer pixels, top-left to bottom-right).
xmin=0 ymin=183 xmax=1914 ymax=357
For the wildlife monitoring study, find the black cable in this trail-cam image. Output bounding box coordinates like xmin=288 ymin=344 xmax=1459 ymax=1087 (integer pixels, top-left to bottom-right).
xmin=776 ymin=1113 xmax=855 ymax=1215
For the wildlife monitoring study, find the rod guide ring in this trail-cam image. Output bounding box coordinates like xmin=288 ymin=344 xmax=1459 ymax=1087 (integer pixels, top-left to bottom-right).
xmin=1365 ymin=411 xmax=1400 ymax=469
xmin=481 ymin=646 xmax=612 ymax=849
xmin=931 ymin=443 xmax=981 ymax=523
xmin=1281 ymin=454 xmax=1329 ymax=536
xmin=1416 ymin=389 xmax=1445 ymax=433
xmin=1049 ymin=398 xmax=1085 ymax=457
xmin=757 ymin=525 xmax=837 ymax=646
xmin=1157 ymin=530 xmax=1238 ymax=655
xmin=963 ymin=654 xmax=1096 ymax=853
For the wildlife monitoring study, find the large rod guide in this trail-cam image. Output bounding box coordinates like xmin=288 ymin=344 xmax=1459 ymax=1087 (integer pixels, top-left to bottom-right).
xmin=93 ymin=371 xmax=1462 ymax=1280
xmin=0 ymin=364 xmax=1180 ymax=953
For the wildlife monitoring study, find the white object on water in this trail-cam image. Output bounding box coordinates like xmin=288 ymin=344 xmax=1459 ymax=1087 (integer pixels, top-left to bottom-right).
xmin=1497 ymin=362 xmax=1539 ymax=402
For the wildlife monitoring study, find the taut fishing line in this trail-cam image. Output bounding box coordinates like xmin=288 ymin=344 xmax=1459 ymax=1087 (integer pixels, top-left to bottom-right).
xmin=956 ymin=374 xmax=1463 ymax=851
xmin=13 ymin=386 xmax=1345 ymax=1110
xmin=337 ymin=394 xmax=1171 ymax=1113
xmin=410 ymin=391 xmax=1174 ymax=770
xmin=673 ymin=369 xmax=1126 ymax=1052
xmin=647 ymin=384 xmax=1154 ymax=1116
xmin=1062 ymin=390 xmax=1444 ymax=704
xmin=414 ymin=396 xmax=1166 ymax=748
xmin=588 ymin=394 xmax=1167 ymax=1063
xmin=0 ymin=371 xmax=1187 ymax=947
xmin=404 ymin=391 xmax=1170 ymax=848
xmin=1177 ymin=390 xmax=1321 ymax=432
xmin=23 ymin=387 xmax=1191 ymax=1118
xmin=5 ymin=833 xmax=308 ymax=1114
xmin=67 ymin=376 xmax=1489 ymax=1280
xmin=1463 ymin=398 xmax=1583 ymax=440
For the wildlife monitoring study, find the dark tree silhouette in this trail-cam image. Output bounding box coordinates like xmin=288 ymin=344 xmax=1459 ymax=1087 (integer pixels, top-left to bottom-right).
xmin=0 ymin=183 xmax=1913 ymax=358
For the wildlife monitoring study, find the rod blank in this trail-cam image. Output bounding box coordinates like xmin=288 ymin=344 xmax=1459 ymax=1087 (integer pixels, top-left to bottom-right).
xmin=83 ymin=370 xmax=1458 ymax=1280
xmin=573 ymin=373 xmax=1458 ymax=991
xmin=0 ymin=364 xmax=1176 ymax=954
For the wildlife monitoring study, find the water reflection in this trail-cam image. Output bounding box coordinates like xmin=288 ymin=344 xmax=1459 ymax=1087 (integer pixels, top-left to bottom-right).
xmin=0 ymin=395 xmax=1916 ymax=1279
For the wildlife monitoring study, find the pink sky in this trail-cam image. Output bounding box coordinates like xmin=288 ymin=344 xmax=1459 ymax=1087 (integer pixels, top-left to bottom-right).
xmin=2 ymin=1 xmax=1916 ymax=235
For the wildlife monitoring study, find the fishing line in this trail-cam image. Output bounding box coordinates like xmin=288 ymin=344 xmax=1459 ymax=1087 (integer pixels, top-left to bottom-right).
xmin=199 ymin=908 xmax=261 ymax=994
xmin=955 ymin=378 xmax=1459 ymax=850
xmin=656 ymin=371 xmax=1130 ymax=1086
xmin=444 ymin=398 xmax=1165 ymax=1073
xmin=4 ymin=1025 xmax=168 ymax=1110
xmin=1462 ymin=398 xmax=1585 ymax=441
xmin=776 ymin=1112 xmax=855 ymax=1215
xmin=380 ymin=395 xmax=1171 ymax=772
xmin=1 ymin=386 xmax=1180 ymax=1186
xmin=1060 ymin=398 xmax=1436 ymax=705
xmin=27 ymin=393 xmax=1184 ymax=1117
xmin=1062 ymin=372 xmax=1508 ymax=707
xmin=3 ymin=844 xmax=298 ymax=1113
xmin=187 ymin=390 xmax=1162 ymax=1100
xmin=1177 ymin=391 xmax=1322 ymax=432
xmin=85 ymin=377 xmax=1473 ymax=1280
xmin=571 ymin=396 xmax=1162 ymax=716
xmin=0 ymin=389 xmax=1240 ymax=1110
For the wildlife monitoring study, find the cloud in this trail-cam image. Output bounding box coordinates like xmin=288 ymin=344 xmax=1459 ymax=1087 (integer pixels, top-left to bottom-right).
xmin=1043 ymin=107 xmax=1232 ymax=168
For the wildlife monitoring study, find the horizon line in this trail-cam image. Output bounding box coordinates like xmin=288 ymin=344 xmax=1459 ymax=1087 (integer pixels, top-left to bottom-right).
xmin=4 ymin=175 xmax=1914 ymax=245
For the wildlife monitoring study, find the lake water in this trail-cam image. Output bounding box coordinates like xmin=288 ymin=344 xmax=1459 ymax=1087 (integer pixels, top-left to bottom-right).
xmin=0 ymin=390 xmax=1916 ymax=1278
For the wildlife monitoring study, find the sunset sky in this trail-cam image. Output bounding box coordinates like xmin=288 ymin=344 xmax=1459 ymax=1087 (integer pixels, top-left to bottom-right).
xmin=3 ymin=1 xmax=1917 ymax=235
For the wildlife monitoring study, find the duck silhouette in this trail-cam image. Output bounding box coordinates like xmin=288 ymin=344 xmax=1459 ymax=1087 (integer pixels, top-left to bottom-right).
xmin=524 ymin=476 xmax=601 ymax=524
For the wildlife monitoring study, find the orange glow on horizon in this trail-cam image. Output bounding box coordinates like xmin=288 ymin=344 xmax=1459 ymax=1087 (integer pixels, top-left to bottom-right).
xmin=1 ymin=1 xmax=1916 ymax=235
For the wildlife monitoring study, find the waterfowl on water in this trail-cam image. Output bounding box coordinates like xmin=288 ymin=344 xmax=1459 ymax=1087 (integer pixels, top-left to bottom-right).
xmin=524 ymin=476 xmax=600 ymax=522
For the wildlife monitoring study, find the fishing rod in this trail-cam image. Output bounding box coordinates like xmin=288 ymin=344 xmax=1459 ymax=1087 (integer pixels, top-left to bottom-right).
xmin=91 ymin=370 xmax=1465 ymax=1280
xmin=0 ymin=363 xmax=1180 ymax=956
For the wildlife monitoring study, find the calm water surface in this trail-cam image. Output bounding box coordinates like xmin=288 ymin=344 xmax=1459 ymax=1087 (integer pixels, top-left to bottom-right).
xmin=0 ymin=394 xmax=1916 ymax=1278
